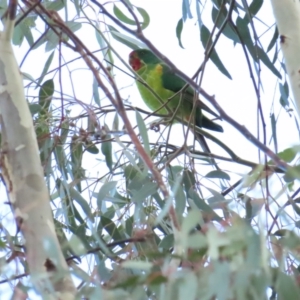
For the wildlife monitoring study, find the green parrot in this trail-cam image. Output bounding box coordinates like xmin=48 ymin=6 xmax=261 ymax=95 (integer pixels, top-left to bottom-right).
xmin=128 ymin=49 xmax=223 ymax=136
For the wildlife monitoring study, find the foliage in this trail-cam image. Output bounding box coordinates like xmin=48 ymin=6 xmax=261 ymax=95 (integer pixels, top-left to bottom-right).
xmin=1 ymin=0 xmax=300 ymax=299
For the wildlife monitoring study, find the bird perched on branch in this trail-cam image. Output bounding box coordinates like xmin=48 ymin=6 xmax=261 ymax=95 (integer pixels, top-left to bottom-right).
xmin=128 ymin=49 xmax=223 ymax=138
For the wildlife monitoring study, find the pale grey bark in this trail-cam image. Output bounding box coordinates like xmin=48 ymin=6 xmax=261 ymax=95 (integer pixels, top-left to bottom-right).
xmin=271 ymin=0 xmax=300 ymax=120
xmin=0 ymin=9 xmax=75 ymax=300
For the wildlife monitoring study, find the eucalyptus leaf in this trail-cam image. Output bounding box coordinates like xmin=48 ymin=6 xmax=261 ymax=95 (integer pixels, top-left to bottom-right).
xmin=176 ymin=18 xmax=184 ymax=49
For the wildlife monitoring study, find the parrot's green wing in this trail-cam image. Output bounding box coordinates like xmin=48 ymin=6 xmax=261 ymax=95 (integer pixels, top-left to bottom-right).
xmin=160 ymin=64 xmax=220 ymax=119
xmin=159 ymin=64 xmax=223 ymax=132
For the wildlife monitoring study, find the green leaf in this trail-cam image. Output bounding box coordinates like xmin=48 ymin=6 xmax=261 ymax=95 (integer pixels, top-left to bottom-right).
xmin=271 ymin=45 xmax=278 ymax=64
xmin=183 ymin=169 xmax=196 ymax=195
xmin=124 ymin=165 xmax=142 ymax=183
xmin=158 ymin=234 xmax=174 ymax=249
xmin=112 ymin=5 xmax=149 ymax=30
xmin=93 ymin=76 xmax=100 ymax=106
xmin=277 ymin=148 xmax=296 ymax=163
xmin=42 ymin=138 xmax=53 ymax=177
xmin=101 ymin=137 xmax=113 ymax=172
xmin=168 ymin=166 xmax=185 ymax=217
xmin=237 ymin=17 xmax=281 ymax=79
xmin=100 ymin=216 xmax=124 ymax=241
xmin=70 ymin=135 xmax=84 ymax=192
xmin=246 ymin=0 xmax=263 ymax=22
xmin=97 ymin=181 xmax=118 ymax=207
xmin=32 ymin=32 xmax=48 ymax=50
xmin=267 ymin=26 xmax=278 ymax=52
xmin=209 ymin=47 xmax=232 ymax=79
xmin=131 ymin=181 xmax=158 ymax=203
xmin=122 ymin=150 xmax=140 ymax=173
xmin=125 ymin=216 xmax=134 ymax=236
xmin=188 ymin=188 xmax=222 ymax=222
xmin=270 ymin=113 xmax=278 ymax=153
xmin=113 ymin=112 xmax=119 ymax=130
xmin=39 ymin=79 xmax=54 ymax=115
xmin=97 ymin=261 xmax=111 ymax=282
xmin=241 ymin=164 xmax=264 ymax=187
xmin=69 ymin=187 xmax=94 ymax=221
xmin=36 ymin=51 xmax=55 ymax=88
xmin=279 ymin=81 xmax=289 ymax=107
xmin=0 ymin=0 xmax=7 ymax=19
xmin=152 ymin=192 xmax=165 ymax=209
xmin=249 ymin=0 xmax=263 ymax=15
xmin=256 ymin=46 xmax=281 ymax=79
xmin=182 ymin=0 xmax=193 ymax=21
xmin=269 ymin=145 xmax=299 ymax=174
xmin=178 ymin=273 xmax=198 ymax=300
xmin=284 ymin=165 xmax=300 ymax=182
xmin=211 ymin=7 xmax=239 ymax=44
xmin=29 ymin=103 xmax=42 ymax=115
xmin=122 ymin=260 xmax=153 ymax=270
xmin=73 ymin=0 xmax=80 ymax=16
xmin=36 ymin=120 xmax=51 ymax=168
xmin=244 ymin=196 xmax=264 ymax=221
xmin=66 ymin=21 xmax=82 ymax=32
xmin=84 ymin=141 xmax=99 ymax=154
xmin=176 ymin=19 xmax=184 ymax=49
xmin=95 ymin=33 xmax=114 ymax=68
xmin=108 ymin=25 xmax=147 ymax=49
xmin=182 ymin=210 xmax=202 ymax=234
xmin=174 ymin=184 xmax=185 ymax=218
xmin=45 ymin=30 xmax=59 ymax=52
xmin=23 ymin=25 xmax=34 ymax=46
xmin=113 ymin=276 xmax=141 ymax=289
xmin=236 ymin=17 xmax=257 ymax=59
xmin=195 ymin=0 xmax=202 ymax=29
xmin=22 ymin=72 xmax=36 ymax=82
xmin=292 ymin=202 xmax=300 ymax=217
xmin=205 ymin=170 xmax=230 ymax=180
xmin=200 ymin=23 xmax=210 ymax=48
xmin=12 ymin=25 xmax=24 ymax=46
xmin=200 ymin=25 xmax=232 ymax=79
xmin=44 ymin=0 xmax=65 ymax=11
xmin=211 ymin=0 xmax=222 ymax=9
xmin=136 ymin=7 xmax=150 ymax=30
xmin=206 ymin=187 xmax=227 ymax=205
xmin=54 ymin=142 xmax=68 ymax=179
xmin=276 ymin=272 xmax=300 ymax=300
xmin=69 ymin=234 xmax=86 ymax=256
xmin=273 ymin=229 xmax=292 ymax=237
xmin=187 ymin=232 xmax=207 ymax=249
xmin=136 ymin=111 xmax=150 ymax=155
xmin=60 ymin=121 xmax=69 ymax=145
xmin=71 ymin=136 xmax=83 ymax=167
xmin=13 ymin=15 xmax=36 ymax=46
xmin=113 ymin=4 xmax=136 ymax=26
xmin=168 ymin=165 xmax=183 ymax=181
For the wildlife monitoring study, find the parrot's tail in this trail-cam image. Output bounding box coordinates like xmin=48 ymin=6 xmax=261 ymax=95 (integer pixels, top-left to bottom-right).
xmin=200 ymin=116 xmax=223 ymax=132
xmin=194 ymin=132 xmax=220 ymax=170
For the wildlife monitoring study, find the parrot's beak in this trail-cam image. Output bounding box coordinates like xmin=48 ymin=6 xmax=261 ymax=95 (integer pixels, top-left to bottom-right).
xmin=129 ymin=52 xmax=142 ymax=71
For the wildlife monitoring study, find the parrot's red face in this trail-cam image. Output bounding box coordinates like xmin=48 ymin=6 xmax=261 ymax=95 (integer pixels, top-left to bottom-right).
xmin=129 ymin=51 xmax=143 ymax=71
